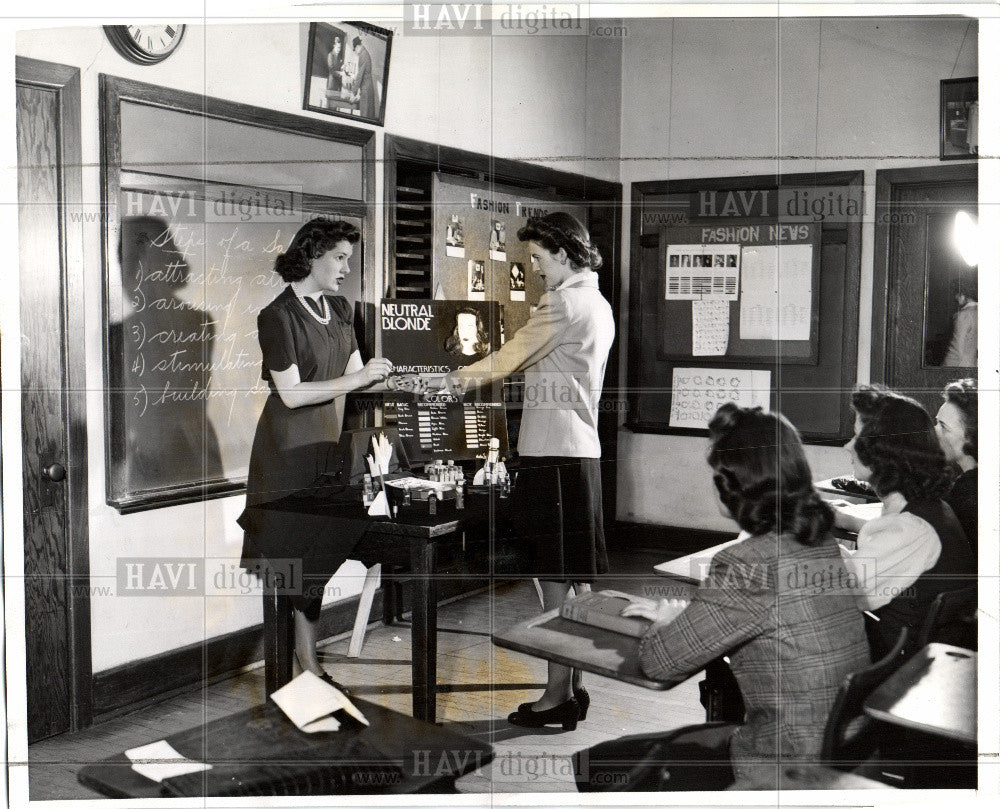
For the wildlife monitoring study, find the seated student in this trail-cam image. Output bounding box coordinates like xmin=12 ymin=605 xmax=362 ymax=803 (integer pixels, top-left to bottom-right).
xmin=835 ymin=385 xmax=975 ymax=659
xmin=576 ymin=404 xmax=869 ymax=791
xmin=935 ymin=378 xmax=978 ymax=562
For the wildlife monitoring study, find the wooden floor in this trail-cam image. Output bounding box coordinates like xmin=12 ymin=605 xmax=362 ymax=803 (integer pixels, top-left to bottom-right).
xmin=27 ymin=549 xmax=706 ymax=798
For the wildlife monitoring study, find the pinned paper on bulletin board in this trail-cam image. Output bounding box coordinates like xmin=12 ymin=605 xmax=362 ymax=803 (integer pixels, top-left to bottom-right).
xmin=668 ymin=367 xmax=771 ymax=429
xmin=665 ymin=244 xmax=740 ymax=300
xmin=692 ymin=300 xmax=730 ymax=356
xmin=739 ymin=244 xmax=813 ymax=341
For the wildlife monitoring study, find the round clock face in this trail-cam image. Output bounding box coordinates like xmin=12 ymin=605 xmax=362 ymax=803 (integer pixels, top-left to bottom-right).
xmin=104 ymin=24 xmax=185 ymax=64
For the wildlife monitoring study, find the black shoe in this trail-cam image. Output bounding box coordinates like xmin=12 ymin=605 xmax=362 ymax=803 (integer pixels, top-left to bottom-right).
xmin=573 ymin=685 xmax=590 ymax=721
xmin=318 ymin=671 xmax=351 ymax=695
xmin=508 ymin=697 xmax=581 ymax=731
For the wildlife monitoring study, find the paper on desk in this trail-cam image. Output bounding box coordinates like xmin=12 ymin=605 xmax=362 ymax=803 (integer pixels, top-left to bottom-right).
xmin=828 ymin=500 xmax=883 ymax=525
xmin=367 ymin=489 xmax=391 ymax=517
xmin=125 ymin=740 xmax=212 ymax=782
xmin=270 ymin=671 xmax=369 ymax=733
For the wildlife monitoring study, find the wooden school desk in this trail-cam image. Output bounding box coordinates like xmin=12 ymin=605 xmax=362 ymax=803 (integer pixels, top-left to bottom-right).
xmin=492 ymin=579 xmax=700 ymax=690
xmin=864 ymin=643 xmax=976 ymax=745
xmin=246 ymin=491 xmax=493 ymax=724
xmin=76 ymin=697 xmax=493 ymax=798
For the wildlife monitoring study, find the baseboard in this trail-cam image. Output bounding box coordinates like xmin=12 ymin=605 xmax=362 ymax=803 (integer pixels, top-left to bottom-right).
xmin=91 ymin=571 xmax=486 ymax=723
xmin=612 ymin=521 xmax=733 ymax=559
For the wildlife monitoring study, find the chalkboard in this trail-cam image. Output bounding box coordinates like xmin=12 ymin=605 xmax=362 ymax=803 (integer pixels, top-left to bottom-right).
xmin=106 ymin=180 xmax=364 ymax=511
xmin=101 ymin=75 xmax=376 ymax=512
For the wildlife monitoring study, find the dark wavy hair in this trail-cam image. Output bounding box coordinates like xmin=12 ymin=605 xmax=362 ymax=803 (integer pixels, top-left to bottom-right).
xmin=516 ymin=212 xmax=602 ymax=271
xmin=273 ymin=218 xmax=360 ymax=282
xmin=942 ymin=378 xmax=978 ymax=461
xmin=707 ymin=403 xmax=833 ymax=546
xmin=444 ymin=308 xmax=490 ymax=357
xmin=851 ymin=385 xmax=952 ymax=501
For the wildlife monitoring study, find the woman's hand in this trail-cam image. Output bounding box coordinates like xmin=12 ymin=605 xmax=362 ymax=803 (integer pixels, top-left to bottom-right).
xmin=621 ymin=598 xmax=689 ymax=625
xmin=359 ymin=358 xmax=394 ymax=386
xmin=389 ymin=374 xmax=429 ymax=394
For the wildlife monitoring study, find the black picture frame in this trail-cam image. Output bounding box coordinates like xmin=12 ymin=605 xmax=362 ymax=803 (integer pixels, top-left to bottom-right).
xmin=940 ymin=77 xmax=978 ymax=160
xmin=304 ymin=21 xmax=393 ymax=126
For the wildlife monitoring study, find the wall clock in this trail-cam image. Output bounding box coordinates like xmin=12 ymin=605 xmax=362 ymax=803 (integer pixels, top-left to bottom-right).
xmin=104 ymin=25 xmax=186 ymax=65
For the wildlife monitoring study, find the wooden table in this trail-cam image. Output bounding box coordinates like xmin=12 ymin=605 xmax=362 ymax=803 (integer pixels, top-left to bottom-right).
xmin=254 ymin=494 xmax=492 ymax=725
xmin=77 ymin=697 xmax=492 ymax=798
xmin=864 ymin=643 xmax=976 ymax=745
xmin=493 ymin=578 xmax=699 ymax=690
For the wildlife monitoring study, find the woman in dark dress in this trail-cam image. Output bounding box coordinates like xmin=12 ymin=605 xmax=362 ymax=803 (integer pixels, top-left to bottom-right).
xmin=243 ymin=218 xmax=396 ymax=681
xmin=936 ymin=378 xmax=978 ymax=560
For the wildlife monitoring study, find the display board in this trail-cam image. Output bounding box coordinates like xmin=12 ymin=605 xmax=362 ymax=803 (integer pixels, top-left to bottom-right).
xmin=430 ymin=173 xmax=586 ymax=340
xmin=380 ymin=298 xmax=508 ymax=462
xmin=628 ymin=172 xmax=863 ymax=441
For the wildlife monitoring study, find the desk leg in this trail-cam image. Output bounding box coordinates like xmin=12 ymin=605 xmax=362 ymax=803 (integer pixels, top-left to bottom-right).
xmin=410 ymin=540 xmax=438 ymax=723
xmin=263 ymin=579 xmax=295 ymax=695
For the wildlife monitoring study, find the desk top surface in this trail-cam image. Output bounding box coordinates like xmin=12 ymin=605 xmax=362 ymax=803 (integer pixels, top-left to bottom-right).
xmin=864 ymin=642 xmax=977 ymax=745
xmin=493 ymin=579 xmax=699 ymax=690
xmin=77 ymin=697 xmax=493 ymax=798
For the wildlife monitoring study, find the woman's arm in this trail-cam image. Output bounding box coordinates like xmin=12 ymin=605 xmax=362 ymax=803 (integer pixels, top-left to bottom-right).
xmin=637 ymin=550 xmax=770 ymax=687
xmin=434 ymin=296 xmax=565 ymax=394
xmin=840 ymin=513 xmax=941 ymax=610
xmin=270 ymin=350 xmax=393 ymax=408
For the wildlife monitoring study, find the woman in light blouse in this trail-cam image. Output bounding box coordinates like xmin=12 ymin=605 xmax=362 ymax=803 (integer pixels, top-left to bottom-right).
xmin=835 ymin=385 xmax=975 ymax=658
xmin=437 ymin=212 xmax=615 ymax=730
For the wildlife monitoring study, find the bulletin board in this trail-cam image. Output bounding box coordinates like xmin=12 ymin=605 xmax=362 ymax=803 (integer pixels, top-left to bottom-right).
xmin=627 ymin=171 xmax=864 ymax=442
xmin=430 ymin=173 xmax=587 ymax=340
xmin=658 ymin=222 xmax=821 ymax=363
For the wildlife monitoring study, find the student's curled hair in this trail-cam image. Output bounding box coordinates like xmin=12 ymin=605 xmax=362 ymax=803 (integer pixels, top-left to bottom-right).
xmin=516 ymin=212 xmax=602 ymax=271
xmin=942 ymin=378 xmax=977 ymax=461
xmin=707 ymin=403 xmax=833 ymax=547
xmin=851 ymin=385 xmax=952 ymax=501
xmin=273 ymin=218 xmax=360 ymax=282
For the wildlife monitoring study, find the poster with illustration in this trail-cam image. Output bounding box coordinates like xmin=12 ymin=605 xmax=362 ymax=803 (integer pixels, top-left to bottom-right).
xmin=509 ymin=262 xmax=526 ymax=301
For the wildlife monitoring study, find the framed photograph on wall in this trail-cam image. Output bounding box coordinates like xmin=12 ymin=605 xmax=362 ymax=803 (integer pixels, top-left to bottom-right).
xmin=304 ymin=21 xmax=392 ymax=126
xmin=940 ymin=77 xmax=978 ymax=160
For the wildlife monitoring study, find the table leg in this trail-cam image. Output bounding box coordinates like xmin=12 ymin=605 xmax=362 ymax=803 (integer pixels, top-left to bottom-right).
xmin=410 ymin=539 xmax=438 ymax=723
xmin=263 ymin=578 xmax=295 ymax=695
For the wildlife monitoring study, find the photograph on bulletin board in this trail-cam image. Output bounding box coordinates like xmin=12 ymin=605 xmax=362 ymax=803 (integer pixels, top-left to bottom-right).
xmin=657 ymin=222 xmax=822 ymax=364
xmin=430 ymin=172 xmax=587 ymax=342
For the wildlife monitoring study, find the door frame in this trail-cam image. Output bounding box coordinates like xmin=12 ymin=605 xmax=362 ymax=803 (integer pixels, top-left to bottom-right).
xmin=870 ymin=162 xmax=978 ymax=387
xmin=16 ymin=55 xmax=93 ymax=733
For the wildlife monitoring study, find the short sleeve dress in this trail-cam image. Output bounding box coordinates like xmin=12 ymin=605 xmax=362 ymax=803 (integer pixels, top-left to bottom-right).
xmin=239 ymin=288 xmax=359 ymax=595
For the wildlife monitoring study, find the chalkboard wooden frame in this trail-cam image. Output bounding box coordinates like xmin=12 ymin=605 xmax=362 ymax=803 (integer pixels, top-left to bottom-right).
xmin=100 ymin=75 xmax=376 ymax=512
xmin=627 ymin=171 xmax=863 ymax=443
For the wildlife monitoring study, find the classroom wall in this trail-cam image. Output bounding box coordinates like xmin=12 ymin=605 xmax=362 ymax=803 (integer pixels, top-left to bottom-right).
xmin=615 ymin=17 xmax=978 ymax=531
xmin=14 ymin=22 xmax=622 ymax=671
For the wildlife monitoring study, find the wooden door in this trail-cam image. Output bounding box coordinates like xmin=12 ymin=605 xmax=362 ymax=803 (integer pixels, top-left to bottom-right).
xmin=16 ymin=57 xmax=92 ymax=742
xmin=872 ymin=164 xmax=978 ymax=414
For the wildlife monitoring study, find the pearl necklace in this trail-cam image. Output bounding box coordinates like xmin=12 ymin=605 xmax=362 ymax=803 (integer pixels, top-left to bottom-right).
xmin=292 ymin=285 xmax=331 ymax=324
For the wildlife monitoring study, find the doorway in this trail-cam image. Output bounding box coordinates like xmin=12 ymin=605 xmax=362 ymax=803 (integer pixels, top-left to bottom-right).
xmin=16 ymin=56 xmax=92 ymax=742
xmin=871 ymin=163 xmax=978 ymax=413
